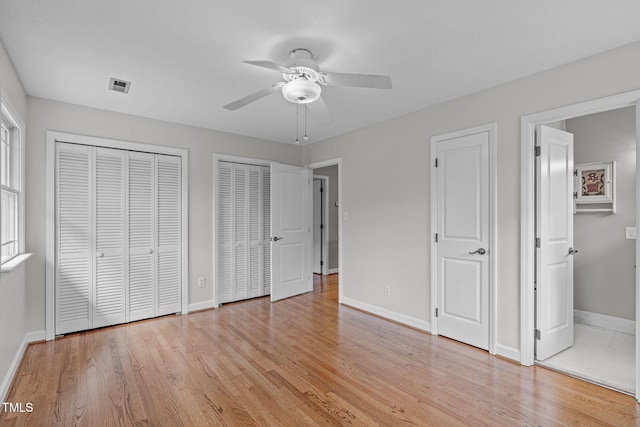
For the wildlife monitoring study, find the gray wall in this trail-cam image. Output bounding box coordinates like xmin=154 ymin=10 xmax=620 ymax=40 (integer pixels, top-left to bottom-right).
xmin=567 ymin=107 xmax=636 ymax=321
xmin=0 ymin=39 xmax=29 ymax=399
xmin=25 ymin=97 xmax=303 ymax=331
xmin=313 ymin=165 xmax=339 ymax=271
xmin=303 ymin=40 xmax=640 ymax=356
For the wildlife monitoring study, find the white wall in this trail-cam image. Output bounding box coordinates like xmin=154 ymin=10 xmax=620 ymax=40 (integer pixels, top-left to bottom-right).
xmin=568 ymin=107 xmax=636 ymax=321
xmin=303 ymin=40 xmax=640 ymax=357
xmin=313 ymin=165 xmax=339 ymax=271
xmin=25 ymin=97 xmax=303 ymax=331
xmin=0 ymin=39 xmax=29 ymax=400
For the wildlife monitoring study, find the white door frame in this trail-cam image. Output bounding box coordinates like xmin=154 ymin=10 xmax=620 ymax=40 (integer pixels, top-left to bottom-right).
xmin=430 ymin=123 xmax=498 ymax=355
xmin=313 ymin=175 xmax=329 ymax=276
xmin=520 ymin=90 xmax=640 ymax=400
xmin=213 ymin=154 xmax=272 ymax=308
xmin=45 ymin=131 xmax=189 ymax=341
xmin=305 ymin=158 xmax=343 ymax=302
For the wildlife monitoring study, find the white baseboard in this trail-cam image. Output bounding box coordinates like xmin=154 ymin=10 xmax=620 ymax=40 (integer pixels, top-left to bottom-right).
xmin=327 ymin=268 xmax=339 ymax=275
xmin=188 ymin=300 xmax=216 ymax=312
xmin=25 ymin=330 xmax=46 ymax=343
xmin=340 ymin=297 xmax=430 ymax=332
xmin=574 ymin=309 xmax=635 ymax=335
xmin=495 ymin=344 xmax=521 ymax=363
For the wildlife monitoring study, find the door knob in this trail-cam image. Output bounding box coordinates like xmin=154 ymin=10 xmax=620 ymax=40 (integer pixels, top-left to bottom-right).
xmin=96 ymin=252 xmax=104 ymax=258
xmin=568 ymin=247 xmax=578 ymax=255
xmin=272 ymin=236 xmax=283 ymax=242
xmin=468 ymin=248 xmax=486 ymax=255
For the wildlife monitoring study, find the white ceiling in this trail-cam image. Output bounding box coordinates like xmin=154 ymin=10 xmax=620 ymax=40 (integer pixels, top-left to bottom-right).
xmin=1 ymin=1 xmax=640 ymax=145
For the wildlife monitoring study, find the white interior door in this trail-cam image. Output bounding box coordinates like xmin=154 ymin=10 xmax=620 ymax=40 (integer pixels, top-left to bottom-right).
xmin=271 ymin=163 xmax=312 ymax=302
xmin=535 ymin=125 xmax=575 ymax=361
xmin=434 ymin=130 xmax=490 ymax=350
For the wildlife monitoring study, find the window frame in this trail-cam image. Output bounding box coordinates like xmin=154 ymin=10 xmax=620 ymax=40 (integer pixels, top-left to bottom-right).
xmin=0 ymin=93 xmax=26 ymax=267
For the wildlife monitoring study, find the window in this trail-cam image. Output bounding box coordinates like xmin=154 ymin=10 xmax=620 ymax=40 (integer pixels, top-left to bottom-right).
xmin=0 ymin=97 xmax=24 ymax=265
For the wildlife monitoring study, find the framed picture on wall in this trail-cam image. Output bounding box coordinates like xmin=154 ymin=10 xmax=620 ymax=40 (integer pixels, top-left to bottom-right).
xmin=575 ymin=161 xmax=615 ymax=204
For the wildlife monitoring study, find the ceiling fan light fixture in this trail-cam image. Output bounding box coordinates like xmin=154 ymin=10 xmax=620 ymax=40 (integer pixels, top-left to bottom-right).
xmin=282 ymin=79 xmax=321 ymax=104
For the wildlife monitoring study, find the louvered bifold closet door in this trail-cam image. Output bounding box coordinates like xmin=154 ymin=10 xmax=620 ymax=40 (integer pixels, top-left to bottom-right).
xmin=217 ymin=161 xmax=233 ymax=303
xmin=128 ymin=151 xmax=156 ymax=321
xmin=56 ymin=142 xmax=93 ymax=334
xmin=156 ymin=154 xmax=182 ymax=315
xmin=262 ymin=167 xmax=271 ymax=296
xmin=234 ymin=164 xmax=249 ymax=301
xmin=248 ymin=165 xmax=265 ymax=298
xmin=93 ymin=147 xmax=126 ymax=328
xmin=217 ymin=161 xmax=270 ymax=304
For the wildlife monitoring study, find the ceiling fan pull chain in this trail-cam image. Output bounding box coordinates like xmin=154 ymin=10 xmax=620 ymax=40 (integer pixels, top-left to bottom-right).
xmin=304 ymin=104 xmax=308 ymax=142
xmin=295 ymin=102 xmax=300 ymax=144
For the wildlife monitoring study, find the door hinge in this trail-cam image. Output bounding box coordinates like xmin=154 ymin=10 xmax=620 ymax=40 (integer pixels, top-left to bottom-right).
xmin=320 ymin=224 xmax=324 ymax=229
xmin=573 ymin=169 xmax=578 ymax=177
xmin=535 ymin=237 xmax=540 ymax=248
xmin=535 ymin=329 xmax=541 ymax=340
xmin=320 ymin=261 xmax=324 ymax=266
xmin=573 ymin=191 xmax=578 ymax=199
xmin=435 ymin=158 xmax=438 ymax=167
xmin=435 ymin=308 xmax=439 ymax=318
xmin=320 ymin=186 xmax=324 ymax=192
xmin=534 ymin=146 xmax=541 ymax=157
xmin=435 ymin=233 xmax=438 ymax=243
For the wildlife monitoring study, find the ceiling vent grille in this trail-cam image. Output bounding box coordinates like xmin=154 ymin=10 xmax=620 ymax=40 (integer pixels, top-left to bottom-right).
xmin=109 ymin=78 xmax=131 ymax=94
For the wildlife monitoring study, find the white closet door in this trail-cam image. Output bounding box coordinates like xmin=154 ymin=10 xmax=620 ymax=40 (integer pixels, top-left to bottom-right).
xmin=218 ymin=161 xmax=233 ymax=303
xmin=234 ymin=163 xmax=249 ymax=301
xmin=249 ymin=165 xmax=264 ymax=298
xmin=56 ymin=142 xmax=93 ymax=334
xmin=93 ymin=147 xmax=126 ymax=328
xmin=262 ymin=167 xmax=271 ymax=296
xmin=128 ymin=151 xmax=156 ymax=321
xmin=156 ymin=154 xmax=182 ymax=315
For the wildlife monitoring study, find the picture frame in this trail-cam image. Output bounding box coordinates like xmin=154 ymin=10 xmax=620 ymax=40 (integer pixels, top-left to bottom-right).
xmin=575 ymin=161 xmax=614 ymax=204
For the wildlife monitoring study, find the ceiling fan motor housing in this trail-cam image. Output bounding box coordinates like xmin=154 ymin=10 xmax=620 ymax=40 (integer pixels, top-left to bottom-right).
xmin=282 ymin=79 xmax=321 ymax=104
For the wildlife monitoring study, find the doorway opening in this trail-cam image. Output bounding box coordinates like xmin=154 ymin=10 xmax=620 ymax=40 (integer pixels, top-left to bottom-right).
xmin=313 ymin=176 xmax=329 ymax=275
xmin=307 ymin=159 xmax=342 ymax=302
xmin=521 ymin=90 xmax=640 ymax=401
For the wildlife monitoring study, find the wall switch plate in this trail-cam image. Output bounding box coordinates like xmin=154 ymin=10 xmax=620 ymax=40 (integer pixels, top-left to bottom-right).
xmin=626 ymin=227 xmax=636 ymax=240
xmin=384 ymin=286 xmax=391 ymax=296
xmin=197 ymin=277 xmax=206 ymax=288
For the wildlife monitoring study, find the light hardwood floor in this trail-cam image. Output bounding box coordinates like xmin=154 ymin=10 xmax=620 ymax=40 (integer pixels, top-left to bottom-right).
xmin=2 ymin=274 xmax=640 ymax=426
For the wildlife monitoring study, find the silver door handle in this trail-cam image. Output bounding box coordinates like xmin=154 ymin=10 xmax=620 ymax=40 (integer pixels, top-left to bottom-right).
xmin=469 ymin=248 xmax=486 ymax=255
xmin=568 ymin=247 xmax=578 ymax=255
xmin=272 ymin=236 xmax=283 ymax=242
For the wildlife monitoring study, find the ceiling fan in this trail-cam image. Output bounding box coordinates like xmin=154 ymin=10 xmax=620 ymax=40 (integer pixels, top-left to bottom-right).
xmin=223 ymin=49 xmax=392 ymax=123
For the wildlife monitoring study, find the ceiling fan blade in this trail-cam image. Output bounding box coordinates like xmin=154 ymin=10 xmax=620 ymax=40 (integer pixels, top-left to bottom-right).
xmin=244 ymin=60 xmax=296 ymax=74
xmin=321 ymin=72 xmax=392 ymax=89
xmin=223 ymin=84 xmax=282 ymax=111
xmin=307 ymin=96 xmax=333 ymax=126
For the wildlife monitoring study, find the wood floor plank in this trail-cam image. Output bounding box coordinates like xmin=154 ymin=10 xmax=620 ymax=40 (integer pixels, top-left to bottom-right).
xmin=2 ymin=274 xmax=639 ymax=426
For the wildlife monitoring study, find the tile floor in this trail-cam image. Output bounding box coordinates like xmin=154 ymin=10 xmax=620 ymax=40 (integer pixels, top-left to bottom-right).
xmin=537 ymin=323 xmax=635 ymax=393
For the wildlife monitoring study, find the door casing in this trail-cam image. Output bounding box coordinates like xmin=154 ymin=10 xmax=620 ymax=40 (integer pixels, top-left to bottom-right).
xmin=520 ymin=89 xmax=640 ymax=401
xmin=430 ymin=123 xmax=497 ymax=355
